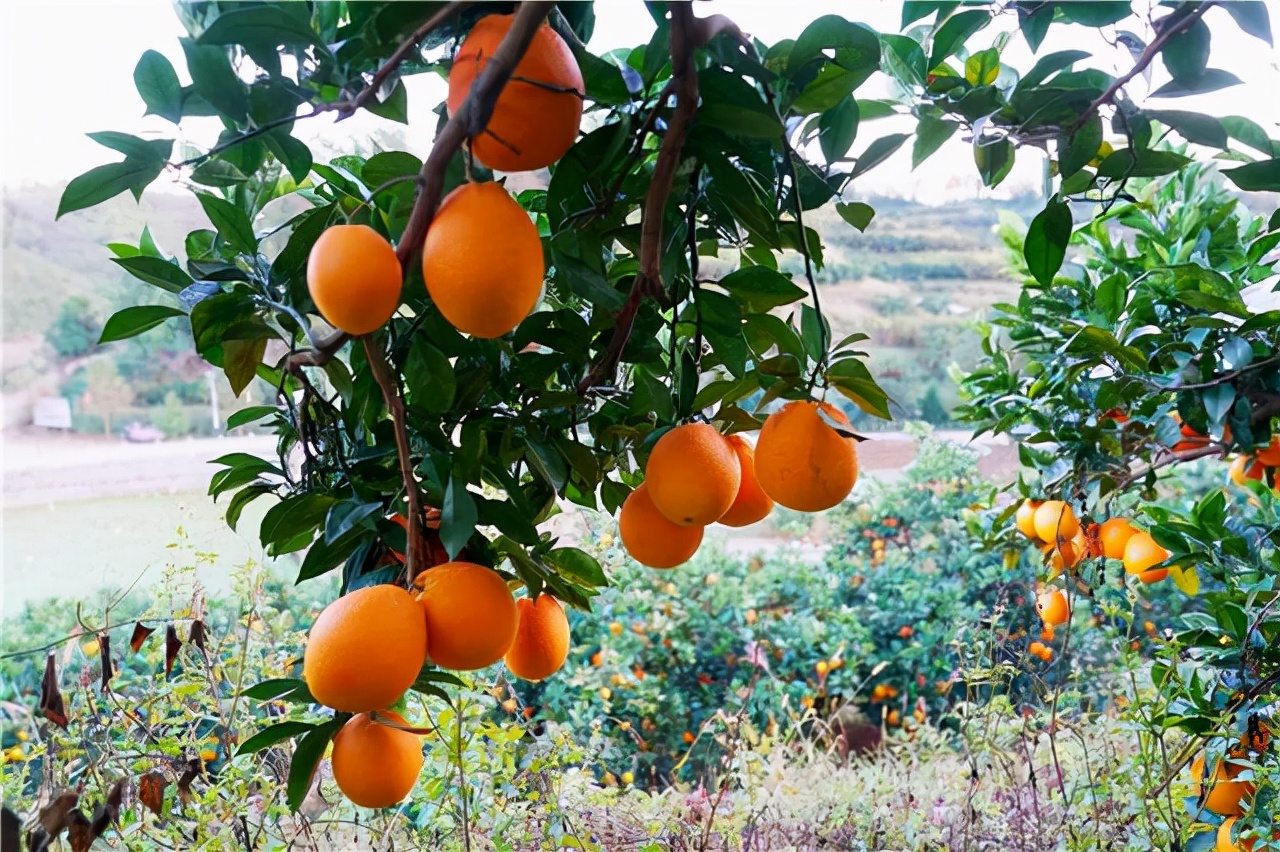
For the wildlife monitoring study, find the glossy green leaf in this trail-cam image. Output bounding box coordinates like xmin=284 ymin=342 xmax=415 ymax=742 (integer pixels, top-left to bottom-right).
xmin=1150 ymin=68 xmax=1243 ymax=98
xmin=927 ymin=10 xmax=990 ymax=70
xmin=836 ymin=201 xmax=875 ymax=232
xmin=1142 ymin=110 xmax=1227 ymax=148
xmin=57 ymin=157 xmax=167 ymax=218
xmin=1224 ymin=159 xmax=1280 ymax=192
xmin=287 ymin=722 xmax=339 ymax=812
xmin=1222 ymin=1 xmax=1272 ymax=46
xmin=99 ymin=305 xmax=185 ymax=344
xmin=134 ymin=50 xmax=184 ymax=123
xmin=913 ymin=114 xmax=958 ymax=168
xmin=181 ymin=39 xmax=249 ymax=122
xmin=1024 ymin=198 xmax=1073 ymax=287
xmin=1095 ymin=148 xmax=1193 ymax=179
xmin=849 ymin=133 xmax=909 ymax=179
xmin=818 ymin=98 xmax=859 ymax=163
xmin=111 ymin=256 xmax=194 ymax=293
xmin=1160 ymin=18 xmax=1210 ymax=84
xmin=716 ymin=266 xmax=807 ymax=312
xmin=236 ymin=721 xmax=316 ymax=757
xmin=1060 ymin=113 xmax=1103 ymax=179
xmin=441 ymin=473 xmax=478 ymax=561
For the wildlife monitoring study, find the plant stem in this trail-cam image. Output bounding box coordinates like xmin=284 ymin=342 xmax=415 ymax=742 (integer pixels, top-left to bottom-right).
xmin=454 ymin=693 xmax=472 ymax=852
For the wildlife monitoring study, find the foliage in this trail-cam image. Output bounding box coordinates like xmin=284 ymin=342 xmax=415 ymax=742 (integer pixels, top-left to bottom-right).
xmin=43 ymin=296 xmax=100 ymax=359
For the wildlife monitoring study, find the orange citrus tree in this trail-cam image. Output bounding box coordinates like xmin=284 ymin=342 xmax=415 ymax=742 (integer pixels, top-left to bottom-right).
xmin=52 ymin=0 xmax=1280 ymax=832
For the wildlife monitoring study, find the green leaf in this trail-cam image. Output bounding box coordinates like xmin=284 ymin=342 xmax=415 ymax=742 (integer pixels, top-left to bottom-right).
xmin=902 ymin=2 xmax=952 ymax=28
xmin=849 ymin=134 xmax=909 ymax=179
xmin=236 ymin=721 xmax=316 ymax=757
xmin=441 ymin=474 xmax=478 ymax=560
xmin=240 ymin=677 xmax=314 ymax=702
xmin=1059 ymin=2 xmax=1131 ymax=26
xmin=223 ymin=338 xmax=266 ymax=397
xmin=964 ymin=48 xmax=1000 ymax=86
xmin=1019 ymin=3 xmax=1054 ymax=52
xmin=1223 ymin=1 xmax=1272 ymax=45
xmin=197 ymin=193 xmax=258 ymax=255
xmin=818 ymin=98 xmax=859 ymax=163
xmin=227 ymin=405 xmax=277 ymax=429
xmin=880 ymin=35 xmax=927 ymax=89
xmin=298 ymin=533 xmax=366 ymax=583
xmin=406 ymin=339 xmax=456 ymax=414
xmin=325 ymin=500 xmax=382 ymax=545
xmin=99 ymin=305 xmax=185 ymax=344
xmin=912 ymin=114 xmax=958 ymax=169
xmin=791 ymin=15 xmax=881 ymax=71
xmin=1150 ymin=69 xmax=1243 ymax=98
xmin=263 ymin=131 xmax=314 ymax=184
xmin=1160 ymin=18 xmax=1210 ymax=84
xmin=198 ymin=5 xmax=330 ymax=53
xmin=134 ymin=50 xmax=184 ymax=123
xmin=287 ymin=722 xmax=339 ymax=812
xmin=111 ymin=256 xmax=194 ymax=293
xmin=259 ymin=493 xmax=334 ymax=555
xmin=1060 ymin=113 xmax=1103 ymax=180
xmin=1224 ymin=159 xmax=1280 ymax=192
xmin=835 ymin=201 xmax=875 ymax=232
xmin=546 ymin=547 xmax=607 ymax=587
xmin=57 ymin=157 xmax=166 ymax=218
xmin=181 ymin=39 xmax=249 ymax=122
xmin=1017 ymin=50 xmax=1092 ymax=91
xmin=1221 ymin=116 xmax=1277 ymax=156
xmin=1142 ymin=110 xmax=1227 ymax=148
xmin=927 ymin=10 xmax=990 ymax=70
xmin=974 ymin=138 xmax=1015 ymax=188
xmin=87 ymin=132 xmax=171 ymax=164
xmin=225 ymin=484 xmax=273 ymax=532
xmin=363 ymin=79 xmax=409 ymax=124
xmin=1095 ymin=148 xmax=1192 ymax=179
xmin=716 ymin=267 xmax=807 ymax=312
xmin=1024 ymin=198 xmax=1073 ymax=287
xmin=362 ymin=151 xmax=422 ymax=192
xmin=827 ymin=360 xmax=891 ymax=419
xmin=793 ymin=65 xmax=863 ymax=114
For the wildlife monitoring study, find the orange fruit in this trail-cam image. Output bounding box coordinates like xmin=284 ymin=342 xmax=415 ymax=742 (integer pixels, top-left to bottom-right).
xmin=1036 ymin=589 xmax=1070 ymax=626
xmin=302 ymin=585 xmax=426 ymax=713
xmin=1201 ymin=754 xmax=1256 ymax=816
xmin=1123 ymin=531 xmax=1170 ymax=582
xmin=618 ymin=483 xmax=704 ymax=569
xmin=718 ymin=435 xmax=775 ymax=527
xmin=331 ymin=711 xmax=423 ymax=808
xmin=504 ymin=595 xmax=571 ymax=681
xmin=422 ymin=181 xmax=544 ymax=339
xmin=447 ymin=14 xmax=583 ymax=172
xmin=1015 ymin=499 xmax=1042 ymax=540
xmin=754 ymin=401 xmax=859 ymax=512
xmin=1216 ymin=817 xmax=1257 ymax=852
xmin=1256 ymin=436 xmax=1280 ymax=466
xmin=1172 ymin=417 xmax=1212 ymax=452
xmin=415 ymin=562 xmax=518 ymax=670
xmin=1028 ymin=641 xmax=1047 ymax=659
xmin=1098 ymin=517 xmax=1138 ymax=560
xmin=645 ymin=423 xmax=741 ymax=526
xmin=1040 ymin=625 xmax=1055 ymax=642
xmin=1032 ymin=501 xmax=1079 ymax=543
xmin=306 ymin=224 xmax=402 ymax=335
xmin=1229 ymin=455 xmax=1266 ymax=486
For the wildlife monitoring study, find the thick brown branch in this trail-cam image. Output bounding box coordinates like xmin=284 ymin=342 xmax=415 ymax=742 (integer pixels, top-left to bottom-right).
xmin=1115 ymin=443 xmax=1225 ymax=491
xmin=577 ymin=4 xmax=704 ymax=394
xmin=362 ymin=336 xmax=424 ymax=586
xmin=283 ymin=328 xmax=349 ymax=373
xmin=1068 ymin=2 xmax=1215 ymax=135
xmin=395 ymin=1 xmax=558 ymax=269
xmin=338 ymin=2 xmax=468 ymax=119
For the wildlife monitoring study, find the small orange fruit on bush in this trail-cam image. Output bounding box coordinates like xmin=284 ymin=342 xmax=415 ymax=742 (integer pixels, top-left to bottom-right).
xmin=331 ymin=711 xmax=423 ymax=809
xmin=303 ymin=584 xmax=426 ymax=713
xmin=618 ymin=483 xmax=704 ymax=568
xmin=422 ymin=181 xmax=543 ymax=339
xmin=1036 ymin=589 xmax=1070 ymax=626
xmin=1028 ymin=641 xmax=1048 ymax=660
xmin=415 ymin=562 xmax=518 ymax=670
xmin=754 ymin=401 xmax=858 ymax=512
xmin=1032 ymin=500 xmax=1079 ymax=543
xmin=1015 ymin=499 xmax=1042 ymax=539
xmin=504 ymin=595 xmax=570 ymax=682
xmin=1199 ymin=753 xmax=1256 ymax=816
xmin=447 ymin=14 xmax=583 ymax=172
xmin=718 ymin=435 xmax=774 ymax=527
xmin=1098 ymin=517 xmax=1138 ymax=560
xmin=645 ymin=423 xmax=740 ymax=526
xmin=307 ymin=224 xmax=402 ymax=335
xmin=1229 ymin=455 xmax=1267 ymax=487
xmin=1123 ymin=531 xmax=1170 ymax=582
xmin=1256 ymin=436 xmax=1280 ymax=466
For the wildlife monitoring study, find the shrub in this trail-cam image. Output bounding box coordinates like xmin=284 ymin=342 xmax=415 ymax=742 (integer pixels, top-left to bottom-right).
xmin=44 ymin=296 xmax=100 ymax=359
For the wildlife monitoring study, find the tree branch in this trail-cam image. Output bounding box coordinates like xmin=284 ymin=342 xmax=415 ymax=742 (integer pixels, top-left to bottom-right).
xmin=577 ymin=3 xmax=705 ymax=394
xmin=395 ymin=1 xmax=559 ymax=269
xmin=1068 ymin=2 xmax=1215 ymax=135
xmin=283 ymin=328 xmax=349 ymax=373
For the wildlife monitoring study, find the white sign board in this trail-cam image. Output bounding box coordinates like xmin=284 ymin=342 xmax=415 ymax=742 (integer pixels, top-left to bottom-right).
xmin=32 ymin=397 xmax=72 ymax=429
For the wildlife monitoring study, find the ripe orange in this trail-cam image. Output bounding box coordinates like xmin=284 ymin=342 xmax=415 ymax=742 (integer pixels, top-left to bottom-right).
xmin=447 ymin=14 xmax=583 ymax=172
xmin=331 ymin=711 xmax=423 ymax=809
xmin=1229 ymin=455 xmax=1266 ymax=486
xmin=306 ymin=225 xmax=402 ymax=335
xmin=1028 ymin=641 xmax=1047 ymax=659
xmin=754 ymin=401 xmax=859 ymax=512
xmin=718 ymin=435 xmax=775 ymax=527
xmin=1015 ymin=499 xmax=1042 ymax=540
xmin=504 ymin=595 xmax=571 ymax=681
xmin=302 ymin=585 xmax=426 ymax=713
xmin=1173 ymin=417 xmax=1212 ymax=452
xmin=415 ymin=562 xmax=518 ymax=670
xmin=1200 ymin=754 xmax=1256 ymax=816
xmin=645 ymin=423 xmax=741 ymax=526
xmin=1256 ymin=436 xmax=1280 ymax=466
xmin=1036 ymin=589 xmax=1070 ymax=626
xmin=1123 ymin=531 xmax=1170 ymax=582
xmin=618 ymin=483 xmax=704 ymax=569
xmin=1216 ymin=817 xmax=1261 ymax=852
xmin=422 ymin=181 xmax=543 ymax=339
xmin=1032 ymin=501 xmax=1079 ymax=543
xmin=1098 ymin=517 xmax=1138 ymax=560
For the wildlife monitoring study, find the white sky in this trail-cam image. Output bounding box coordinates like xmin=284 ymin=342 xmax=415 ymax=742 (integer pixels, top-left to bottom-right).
xmin=1 ymin=1 xmax=1278 ymax=203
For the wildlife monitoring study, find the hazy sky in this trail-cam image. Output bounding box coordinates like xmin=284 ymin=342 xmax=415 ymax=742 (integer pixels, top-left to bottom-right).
xmin=1 ymin=1 xmax=1277 ymax=202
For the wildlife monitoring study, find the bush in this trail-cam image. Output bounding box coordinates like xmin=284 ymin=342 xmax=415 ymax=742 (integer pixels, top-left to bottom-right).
xmin=869 ymin=293 xmax=913 ymax=316
xmin=44 ymin=296 xmax=100 ymax=359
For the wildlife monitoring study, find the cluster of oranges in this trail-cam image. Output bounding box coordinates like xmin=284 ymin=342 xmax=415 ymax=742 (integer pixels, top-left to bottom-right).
xmin=1015 ymin=499 xmax=1173 ymax=583
xmin=306 ymin=15 xmax=583 ymax=342
xmin=619 ymin=402 xmax=860 ymax=569
xmin=301 ymin=562 xmax=571 ymax=807
xmin=1227 ymin=436 xmax=1280 ymax=490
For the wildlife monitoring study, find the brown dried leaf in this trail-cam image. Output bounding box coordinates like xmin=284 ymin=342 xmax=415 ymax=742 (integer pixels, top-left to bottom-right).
xmin=129 ymin=622 xmax=156 ymax=653
xmin=138 ymin=770 xmax=167 ymax=815
xmin=189 ymin=619 xmax=207 ymax=652
xmin=65 ymin=811 xmax=94 ymax=852
xmin=39 ymin=653 xmax=68 ymax=729
xmin=176 ymin=758 xmax=201 ymax=804
xmin=99 ymin=633 xmax=114 ymax=691
xmin=164 ymin=624 xmax=181 ymax=677
xmin=88 ymin=778 xmax=126 ymax=836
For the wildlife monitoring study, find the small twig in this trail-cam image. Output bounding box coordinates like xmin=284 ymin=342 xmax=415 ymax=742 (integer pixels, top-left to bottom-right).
xmin=283 ymin=329 xmax=349 ymax=373
xmin=1112 ymin=443 xmax=1225 ymax=491
xmin=779 ymin=133 xmax=826 ymax=382
xmin=1067 ymin=2 xmax=1216 ymax=135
